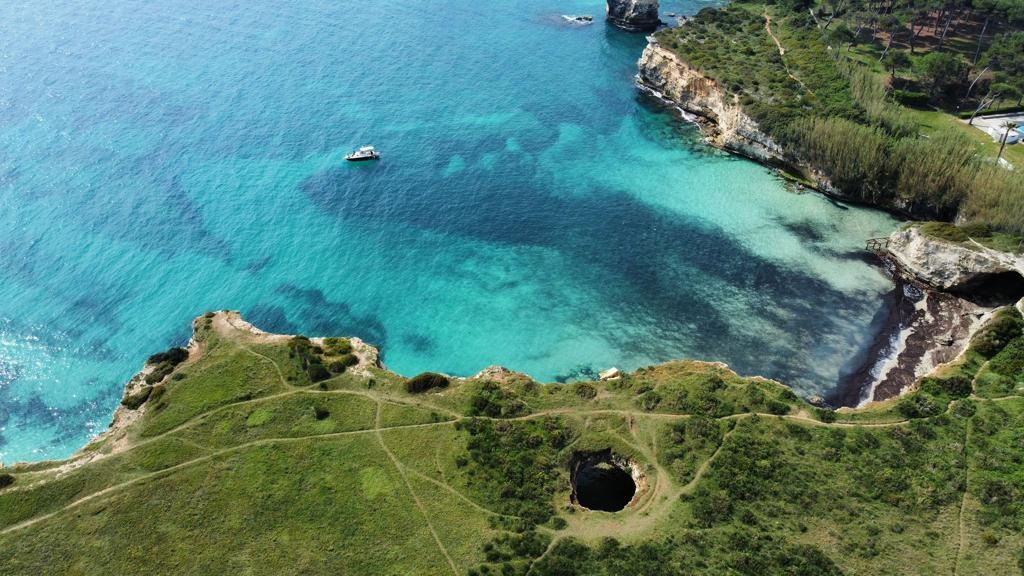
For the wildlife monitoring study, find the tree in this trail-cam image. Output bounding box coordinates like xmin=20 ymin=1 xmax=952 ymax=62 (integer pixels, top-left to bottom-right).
xmin=917 ymin=51 xmax=968 ymax=98
xmin=885 ymin=51 xmax=912 ymax=81
xmin=878 ymin=14 xmax=907 ymax=62
xmin=966 ymin=81 xmax=1021 ymax=124
xmin=983 ymin=32 xmax=1024 ymax=88
xmin=825 ymin=22 xmax=857 ymax=54
xmin=998 ymin=121 xmax=1019 ymax=161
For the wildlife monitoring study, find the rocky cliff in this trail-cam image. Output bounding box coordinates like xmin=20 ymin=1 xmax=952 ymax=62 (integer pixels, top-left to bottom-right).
xmin=606 ymin=0 xmax=660 ymax=32
xmin=887 ymin=226 xmax=1024 ymax=293
xmin=636 ymin=41 xmax=795 ymax=170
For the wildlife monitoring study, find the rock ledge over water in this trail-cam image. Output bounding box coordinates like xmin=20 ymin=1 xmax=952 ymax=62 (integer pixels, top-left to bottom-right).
xmin=606 ymin=0 xmax=660 ymax=32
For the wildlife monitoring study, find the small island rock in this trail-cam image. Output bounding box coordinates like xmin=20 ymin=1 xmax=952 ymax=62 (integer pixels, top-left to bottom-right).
xmin=606 ymin=0 xmax=660 ymax=32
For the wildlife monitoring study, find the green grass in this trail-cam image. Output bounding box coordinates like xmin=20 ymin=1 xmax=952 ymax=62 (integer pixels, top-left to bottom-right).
xmin=917 ymin=221 xmax=1024 ymax=253
xmin=907 ymin=107 xmax=1024 ymax=168
xmin=1 ymin=311 xmax=1023 ymax=574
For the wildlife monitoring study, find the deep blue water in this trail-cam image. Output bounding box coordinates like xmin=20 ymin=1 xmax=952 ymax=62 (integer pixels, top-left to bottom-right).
xmin=0 ymin=0 xmax=899 ymax=462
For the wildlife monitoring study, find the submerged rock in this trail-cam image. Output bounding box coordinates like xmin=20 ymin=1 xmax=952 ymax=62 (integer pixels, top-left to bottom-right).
xmin=606 ymin=0 xmax=660 ymax=32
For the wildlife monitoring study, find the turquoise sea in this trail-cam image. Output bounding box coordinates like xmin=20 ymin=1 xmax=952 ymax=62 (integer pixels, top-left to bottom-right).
xmin=0 ymin=0 xmax=899 ymax=462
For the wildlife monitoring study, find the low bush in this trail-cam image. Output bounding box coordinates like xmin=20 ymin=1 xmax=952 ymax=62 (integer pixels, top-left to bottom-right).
xmin=306 ymin=364 xmax=331 ymax=383
xmin=970 ymin=309 xmax=1024 ymax=358
xmin=458 ymin=416 xmax=570 ymax=524
xmin=121 ymin=386 xmax=154 ymax=410
xmin=897 ymin=394 xmax=943 ymax=419
xmin=405 ymin=372 xmax=450 ymax=393
xmin=314 ymin=406 xmax=330 ymax=421
xmin=328 ymin=353 xmax=359 ymax=374
xmin=322 ymin=337 xmax=353 ymax=355
xmin=468 ymin=381 xmax=526 ymax=417
xmin=987 ymin=336 xmax=1024 ymax=379
xmin=921 ymin=375 xmax=973 ymax=399
xmin=146 ymin=347 xmax=188 ymax=366
xmin=893 ymin=90 xmax=930 ymax=107
xmin=919 ymin=221 xmax=970 ymax=243
xmin=0 ymin=473 xmax=14 ymax=489
xmin=816 ymin=408 xmax=837 ymax=423
xmin=573 ymin=382 xmax=597 ymax=400
xmin=145 ymin=362 xmax=176 ymax=385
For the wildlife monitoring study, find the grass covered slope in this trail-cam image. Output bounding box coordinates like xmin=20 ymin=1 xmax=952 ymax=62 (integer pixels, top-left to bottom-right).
xmin=0 ymin=311 xmax=1022 ymax=575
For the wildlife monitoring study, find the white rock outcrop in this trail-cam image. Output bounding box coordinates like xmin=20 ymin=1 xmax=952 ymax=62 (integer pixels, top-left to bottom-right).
xmin=636 ymin=42 xmax=788 ymax=166
xmin=887 ymin=226 xmax=1024 ymax=292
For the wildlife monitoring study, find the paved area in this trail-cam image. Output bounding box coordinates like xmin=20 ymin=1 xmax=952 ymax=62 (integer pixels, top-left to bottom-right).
xmin=970 ymin=112 xmax=1024 ymax=142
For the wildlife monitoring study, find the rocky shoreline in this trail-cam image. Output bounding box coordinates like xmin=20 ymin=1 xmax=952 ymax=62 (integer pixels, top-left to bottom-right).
xmin=634 ymin=36 xmax=1024 ymax=408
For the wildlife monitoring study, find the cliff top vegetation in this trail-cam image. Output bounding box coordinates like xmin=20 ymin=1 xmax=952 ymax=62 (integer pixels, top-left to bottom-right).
xmin=656 ymin=0 xmax=1024 ymax=236
xmin=0 ymin=310 xmax=1022 ymax=575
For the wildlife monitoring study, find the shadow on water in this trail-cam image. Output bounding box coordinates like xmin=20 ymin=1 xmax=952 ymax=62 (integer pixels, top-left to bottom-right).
xmin=299 ymin=151 xmax=890 ymax=393
xmin=243 ymin=286 xmax=389 ymax=352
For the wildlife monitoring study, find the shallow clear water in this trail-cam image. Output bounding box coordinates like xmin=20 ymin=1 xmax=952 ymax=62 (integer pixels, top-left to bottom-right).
xmin=0 ymin=0 xmax=899 ymax=462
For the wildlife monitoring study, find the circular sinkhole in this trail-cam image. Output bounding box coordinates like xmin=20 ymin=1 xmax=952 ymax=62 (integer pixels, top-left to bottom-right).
xmin=570 ymin=450 xmax=637 ymax=512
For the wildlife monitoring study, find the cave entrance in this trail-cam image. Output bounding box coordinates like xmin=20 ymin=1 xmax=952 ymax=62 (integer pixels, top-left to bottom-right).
xmin=570 ymin=450 xmax=636 ymax=512
xmin=955 ymin=270 xmax=1024 ymax=305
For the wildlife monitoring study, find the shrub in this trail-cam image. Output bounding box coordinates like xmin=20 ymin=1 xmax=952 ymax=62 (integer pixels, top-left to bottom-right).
xmin=897 ymin=394 xmax=943 ymax=419
xmin=639 ymin=390 xmax=662 ymax=411
xmin=307 ymin=364 xmax=331 ymax=383
xmin=121 ymin=386 xmax=153 ymax=410
xmin=893 ymin=90 xmax=930 ymax=107
xmin=148 ymin=384 xmax=166 ymax=404
xmin=573 ymin=382 xmax=597 ymax=400
xmin=405 ymin=372 xmax=450 ymax=393
xmin=145 ymin=362 xmax=175 ymax=385
xmin=987 ymin=336 xmax=1024 ymax=379
xmin=468 ymin=381 xmax=526 ymax=417
xmin=323 ymin=337 xmax=353 ymax=355
xmin=919 ymin=221 xmax=970 ymax=243
xmin=0 ymin=473 xmax=14 ymax=489
xmin=767 ymin=399 xmax=790 ymax=415
xmin=816 ymin=408 xmax=837 ymax=423
xmin=921 ymin=375 xmax=972 ymax=399
xmin=326 ymin=353 xmax=359 ymax=374
xmin=146 ymin=347 xmax=188 ymax=366
xmin=461 ymin=417 xmax=569 ymax=524
xmin=144 ymin=346 xmax=190 ymax=384
xmin=971 ymin=309 xmax=1024 ymax=358
xmin=314 ymin=406 xmax=330 ymax=421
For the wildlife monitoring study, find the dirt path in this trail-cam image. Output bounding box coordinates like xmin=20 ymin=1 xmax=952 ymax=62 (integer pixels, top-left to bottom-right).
xmin=0 ymin=419 xmax=456 ymax=537
xmin=374 ymin=402 xmax=458 ymax=575
xmin=952 ymin=417 xmax=971 ymax=576
xmin=764 ymin=11 xmax=814 ymax=95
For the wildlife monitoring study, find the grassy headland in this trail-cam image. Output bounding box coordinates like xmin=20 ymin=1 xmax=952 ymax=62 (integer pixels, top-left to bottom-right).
xmin=0 ymin=310 xmax=1022 ymax=574
xmin=656 ymin=0 xmax=1024 ymax=237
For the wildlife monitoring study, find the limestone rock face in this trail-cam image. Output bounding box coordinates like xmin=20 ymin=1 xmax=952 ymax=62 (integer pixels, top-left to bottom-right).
xmin=606 ymin=0 xmax=660 ymax=31
xmin=887 ymin=226 xmax=1024 ymax=292
xmin=636 ymin=42 xmax=789 ymax=167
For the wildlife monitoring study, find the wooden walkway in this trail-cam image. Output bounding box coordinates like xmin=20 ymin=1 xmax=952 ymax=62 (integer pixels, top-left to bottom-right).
xmin=866 ymin=237 xmax=926 ymax=288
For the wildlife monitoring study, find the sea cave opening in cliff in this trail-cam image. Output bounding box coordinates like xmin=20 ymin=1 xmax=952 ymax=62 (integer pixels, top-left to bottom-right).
xmin=956 ymin=270 xmax=1024 ymax=305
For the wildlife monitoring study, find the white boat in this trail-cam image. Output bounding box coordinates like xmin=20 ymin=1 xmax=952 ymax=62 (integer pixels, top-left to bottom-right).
xmin=345 ymin=145 xmax=380 ymax=161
